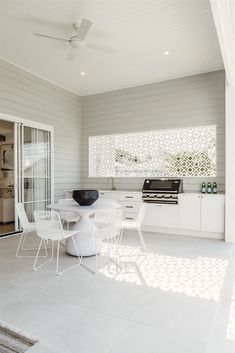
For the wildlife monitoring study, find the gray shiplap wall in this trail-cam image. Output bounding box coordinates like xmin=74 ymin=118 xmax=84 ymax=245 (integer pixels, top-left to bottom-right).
xmin=81 ymin=70 xmax=225 ymax=192
xmin=0 ymin=60 xmax=225 ymax=196
xmin=0 ymin=59 xmax=82 ymax=200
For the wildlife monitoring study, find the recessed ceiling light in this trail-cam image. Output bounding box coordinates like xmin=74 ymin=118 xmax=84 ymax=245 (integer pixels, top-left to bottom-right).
xmin=80 ymin=72 xmax=86 ymax=76
xmin=164 ymin=51 xmax=170 ymax=56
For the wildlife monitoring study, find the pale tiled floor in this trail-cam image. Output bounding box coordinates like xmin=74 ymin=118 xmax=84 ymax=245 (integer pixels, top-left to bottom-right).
xmin=0 ymin=231 xmax=234 ymax=353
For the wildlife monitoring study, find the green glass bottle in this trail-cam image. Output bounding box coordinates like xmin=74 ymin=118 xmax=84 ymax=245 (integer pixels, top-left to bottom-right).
xmin=207 ymin=182 xmax=212 ymax=194
xmin=212 ymin=182 xmax=217 ymax=194
xmin=201 ymin=182 xmax=206 ymax=194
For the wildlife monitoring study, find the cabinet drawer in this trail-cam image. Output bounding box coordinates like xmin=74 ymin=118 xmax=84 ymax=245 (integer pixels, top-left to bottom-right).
xmin=123 ymin=212 xmax=138 ymax=221
xmin=99 ymin=192 xmax=115 ymax=199
xmin=119 ymin=193 xmax=141 ymax=201
xmin=99 ymin=191 xmax=142 ymax=202
xmin=119 ymin=201 xmax=141 ymax=213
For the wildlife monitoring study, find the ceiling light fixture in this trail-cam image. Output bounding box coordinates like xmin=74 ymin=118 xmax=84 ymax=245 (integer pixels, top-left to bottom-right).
xmin=164 ymin=51 xmax=170 ymax=56
xmin=80 ymin=72 xmax=86 ymax=76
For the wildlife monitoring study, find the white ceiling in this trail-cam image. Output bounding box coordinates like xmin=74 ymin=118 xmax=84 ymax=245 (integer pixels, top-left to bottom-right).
xmin=0 ymin=0 xmax=223 ymax=96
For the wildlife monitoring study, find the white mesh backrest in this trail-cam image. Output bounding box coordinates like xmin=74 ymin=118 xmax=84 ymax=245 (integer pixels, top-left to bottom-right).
xmin=136 ymin=203 xmax=147 ymax=227
xmin=34 ymin=211 xmax=65 ymax=241
xmin=15 ymin=203 xmax=31 ymax=230
xmin=91 ymin=208 xmax=123 ymax=239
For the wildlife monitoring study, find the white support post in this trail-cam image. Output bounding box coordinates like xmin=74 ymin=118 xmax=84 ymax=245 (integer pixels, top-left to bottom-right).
xmin=225 ymin=84 xmax=235 ymax=243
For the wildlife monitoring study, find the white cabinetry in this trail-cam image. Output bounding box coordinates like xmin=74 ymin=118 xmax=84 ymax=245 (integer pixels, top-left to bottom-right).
xmin=201 ymin=195 xmax=224 ymax=233
xmin=160 ymin=204 xmax=179 ymax=228
xmin=99 ymin=190 xmax=142 ymax=221
xmin=142 ymin=204 xmax=160 ymax=227
xmin=142 ymin=204 xmax=179 ymax=229
xmin=179 ymin=194 xmax=225 ymax=235
xmin=99 ymin=190 xmax=225 ymax=240
xmin=179 ymin=195 xmax=201 ymax=231
xmin=142 ymin=194 xmax=225 ymax=239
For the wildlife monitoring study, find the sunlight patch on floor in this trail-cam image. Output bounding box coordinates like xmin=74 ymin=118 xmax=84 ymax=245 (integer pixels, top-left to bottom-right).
xmin=99 ymin=244 xmax=228 ymax=301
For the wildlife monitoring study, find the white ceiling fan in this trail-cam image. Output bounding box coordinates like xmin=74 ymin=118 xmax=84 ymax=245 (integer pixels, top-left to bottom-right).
xmin=34 ymin=18 xmax=114 ymax=61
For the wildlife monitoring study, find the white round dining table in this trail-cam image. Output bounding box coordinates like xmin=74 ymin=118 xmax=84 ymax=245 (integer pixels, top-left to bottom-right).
xmin=48 ymin=199 xmax=120 ymax=257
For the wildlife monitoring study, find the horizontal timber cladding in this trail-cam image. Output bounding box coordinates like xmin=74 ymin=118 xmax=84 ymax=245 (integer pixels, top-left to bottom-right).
xmin=81 ymin=70 xmax=225 ymax=192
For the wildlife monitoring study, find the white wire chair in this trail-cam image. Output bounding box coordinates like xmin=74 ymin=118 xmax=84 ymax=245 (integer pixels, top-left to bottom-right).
xmin=58 ymin=198 xmax=80 ymax=230
xmin=33 ymin=210 xmax=82 ymax=275
xmin=119 ymin=203 xmax=147 ymax=252
xmin=89 ymin=208 xmax=123 ymax=273
xmin=15 ymin=203 xmax=47 ymax=259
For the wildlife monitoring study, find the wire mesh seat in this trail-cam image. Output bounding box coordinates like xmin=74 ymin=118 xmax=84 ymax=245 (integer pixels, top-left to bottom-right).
xmin=58 ymin=198 xmax=80 ymax=230
xmin=119 ymin=203 xmax=147 ymax=252
xmin=88 ymin=208 xmax=123 ymax=273
xmin=15 ymin=203 xmax=47 ymax=259
xmin=33 ymin=210 xmax=82 ymax=275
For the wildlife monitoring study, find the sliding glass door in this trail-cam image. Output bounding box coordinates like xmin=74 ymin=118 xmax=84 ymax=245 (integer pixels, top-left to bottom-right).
xmin=15 ymin=123 xmax=53 ymax=223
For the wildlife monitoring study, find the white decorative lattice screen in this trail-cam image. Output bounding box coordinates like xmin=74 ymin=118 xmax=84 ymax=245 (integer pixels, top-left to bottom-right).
xmin=89 ymin=125 xmax=216 ymax=177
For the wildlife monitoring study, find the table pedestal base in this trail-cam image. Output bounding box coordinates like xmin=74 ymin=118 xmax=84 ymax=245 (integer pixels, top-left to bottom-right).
xmin=66 ymin=213 xmax=102 ymax=257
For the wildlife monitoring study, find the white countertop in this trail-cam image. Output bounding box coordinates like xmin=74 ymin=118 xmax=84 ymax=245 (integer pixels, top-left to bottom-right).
xmin=100 ymin=189 xmax=225 ymax=196
xmin=100 ymin=189 xmax=141 ymax=193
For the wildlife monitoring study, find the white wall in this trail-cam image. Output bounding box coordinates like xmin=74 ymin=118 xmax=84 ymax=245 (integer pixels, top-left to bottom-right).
xmin=0 ymin=60 xmax=226 ymax=200
xmin=81 ymin=70 xmax=225 ymax=192
xmin=0 ymin=59 xmax=82 ymax=201
xmin=225 ymin=84 xmax=235 ymax=243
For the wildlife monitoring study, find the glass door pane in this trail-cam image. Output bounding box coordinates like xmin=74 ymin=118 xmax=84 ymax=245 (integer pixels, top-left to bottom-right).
xmin=22 ymin=126 xmax=52 ymax=221
xmin=0 ymin=119 xmax=15 ymax=236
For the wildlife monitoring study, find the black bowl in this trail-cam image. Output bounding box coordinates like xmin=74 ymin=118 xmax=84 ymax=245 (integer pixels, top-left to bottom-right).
xmin=72 ymin=190 xmax=99 ymax=206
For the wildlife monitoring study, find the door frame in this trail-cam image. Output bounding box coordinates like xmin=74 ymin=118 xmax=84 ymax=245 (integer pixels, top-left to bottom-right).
xmin=0 ymin=112 xmax=54 ymax=234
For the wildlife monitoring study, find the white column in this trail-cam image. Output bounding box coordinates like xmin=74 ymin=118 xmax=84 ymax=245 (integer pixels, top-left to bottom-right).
xmin=225 ymin=84 xmax=235 ymax=243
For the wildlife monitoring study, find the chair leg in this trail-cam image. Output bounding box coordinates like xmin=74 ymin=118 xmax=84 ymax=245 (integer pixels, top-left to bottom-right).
xmin=16 ymin=233 xmax=24 ymax=258
xmin=114 ymin=236 xmax=120 ymax=264
xmin=21 ymin=232 xmax=26 ymax=250
xmin=107 ymin=237 xmax=122 ymax=273
xmin=44 ymin=240 xmax=48 ymax=257
xmin=56 ymin=236 xmax=82 ymax=276
xmin=56 ymin=240 xmax=60 ymax=275
xmin=118 ymin=227 xmax=124 ymax=247
xmin=137 ymin=228 xmax=147 ymax=252
xmin=33 ymin=240 xmax=53 ymax=271
xmin=16 ymin=232 xmax=48 ymax=259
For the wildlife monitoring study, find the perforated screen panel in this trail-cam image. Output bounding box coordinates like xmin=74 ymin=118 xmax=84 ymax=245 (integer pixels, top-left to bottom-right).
xmin=89 ymin=125 xmax=216 ymax=177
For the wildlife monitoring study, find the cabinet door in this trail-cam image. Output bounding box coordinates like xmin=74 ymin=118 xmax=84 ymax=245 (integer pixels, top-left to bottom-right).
xmin=179 ymin=195 xmax=201 ymax=231
xmin=142 ymin=204 xmax=161 ymax=227
xmin=118 ymin=193 xmax=142 ymax=202
xmin=99 ymin=191 xmax=117 ymax=201
xmin=160 ymin=204 xmax=180 ymax=228
xmin=201 ymin=196 xmax=225 ymax=233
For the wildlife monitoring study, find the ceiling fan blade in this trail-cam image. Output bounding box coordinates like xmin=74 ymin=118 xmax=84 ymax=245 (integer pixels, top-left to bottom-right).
xmin=77 ymin=18 xmax=92 ymax=40
xmin=86 ymin=43 xmax=115 ymax=53
xmin=34 ymin=33 xmax=68 ymax=42
xmin=66 ymin=47 xmax=77 ymax=61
